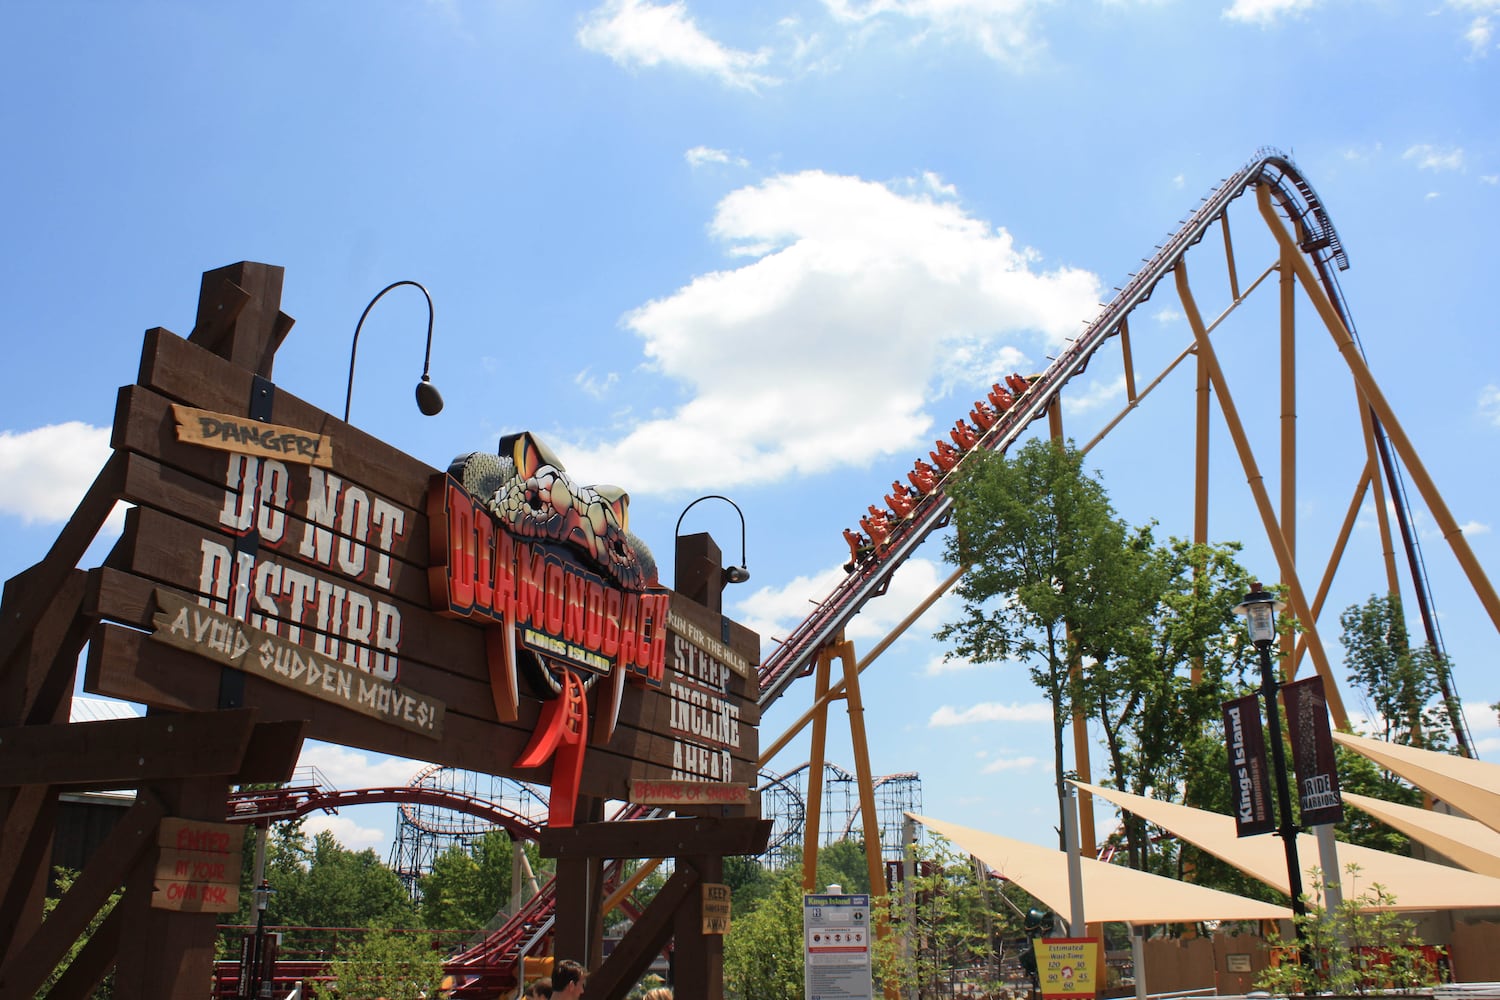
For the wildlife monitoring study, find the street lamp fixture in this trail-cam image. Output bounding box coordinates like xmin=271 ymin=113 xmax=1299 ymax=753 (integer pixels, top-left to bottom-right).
xmin=248 ymin=878 xmax=277 ymax=997
xmin=1232 ymin=581 xmax=1309 ymax=967
xmin=674 ymin=495 xmax=750 ymax=585
xmin=344 ymin=279 xmax=444 ymax=423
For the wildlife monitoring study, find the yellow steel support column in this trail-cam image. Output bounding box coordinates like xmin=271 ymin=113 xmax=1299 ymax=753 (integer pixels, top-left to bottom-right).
xmin=1221 ymin=212 xmax=1241 ymax=301
xmin=1292 ymin=466 xmax=1373 ymax=675
xmin=802 ymin=647 xmax=836 ymax=892
xmin=832 ymin=639 xmax=890 ymax=900
xmin=1119 ymin=316 xmax=1138 ymax=403
xmin=1358 ymin=398 xmax=1404 ymax=599
xmin=1278 ymin=245 xmax=1302 ymax=671
xmin=1257 ymin=184 xmax=1500 ymax=637
xmin=759 ymin=565 xmax=967 ymax=768
xmin=1049 ymin=402 xmax=1097 ymax=858
xmin=1194 ymin=317 xmax=1212 ymax=551
xmin=1175 ymin=261 xmax=1349 ymax=725
xmin=1280 ymin=244 xmax=1297 ymax=565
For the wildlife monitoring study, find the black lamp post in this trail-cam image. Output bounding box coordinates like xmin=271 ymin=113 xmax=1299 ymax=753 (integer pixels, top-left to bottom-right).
xmin=248 ymin=878 xmax=276 ymax=997
xmin=1233 ymin=581 xmax=1309 ymax=967
xmin=344 ymin=279 xmax=444 ymax=423
xmin=674 ymin=495 xmax=751 ymax=585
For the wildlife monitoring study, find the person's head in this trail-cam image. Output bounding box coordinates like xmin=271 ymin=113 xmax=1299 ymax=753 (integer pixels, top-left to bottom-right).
xmin=553 ymin=959 xmax=586 ymax=999
xmin=526 ymin=980 xmax=554 ymax=999
xmin=642 ymin=989 xmax=673 ymax=1000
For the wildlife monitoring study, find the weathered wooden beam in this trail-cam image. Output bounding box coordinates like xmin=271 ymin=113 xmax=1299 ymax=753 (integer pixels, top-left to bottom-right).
xmin=0 ymin=792 xmax=165 ymax=1000
xmin=539 ymin=816 xmax=772 ymax=860
xmin=0 ymin=709 xmax=258 ymax=788
xmin=585 ymin=867 xmax=699 ymax=1000
xmin=114 ymin=777 xmax=227 ymax=996
xmin=187 ymin=262 xmax=293 ymax=378
xmin=234 ymin=720 xmax=307 ymax=785
xmin=30 ymin=898 xmax=123 ymax=1000
xmin=0 ymin=453 xmax=124 ymax=675
xmin=673 ymin=855 xmax=725 ymax=1000
xmin=0 ymin=784 xmax=58 ymax=965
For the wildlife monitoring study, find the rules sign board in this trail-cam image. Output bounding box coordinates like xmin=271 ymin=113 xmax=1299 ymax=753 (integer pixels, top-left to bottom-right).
xmin=804 ymin=893 xmax=873 ymax=1000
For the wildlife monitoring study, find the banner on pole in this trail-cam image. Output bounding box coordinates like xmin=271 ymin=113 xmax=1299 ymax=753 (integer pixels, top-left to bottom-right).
xmin=1222 ymin=694 xmax=1275 ymax=837
xmin=1282 ymin=675 xmax=1344 ymax=827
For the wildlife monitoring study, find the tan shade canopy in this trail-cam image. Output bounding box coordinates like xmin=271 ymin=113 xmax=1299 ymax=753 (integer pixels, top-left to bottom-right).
xmin=909 ymin=812 xmax=1292 ymax=926
xmin=1342 ymin=792 xmax=1500 ymax=878
xmin=1333 ymin=731 xmax=1500 ymax=835
xmin=1075 ymin=781 xmax=1500 ymax=912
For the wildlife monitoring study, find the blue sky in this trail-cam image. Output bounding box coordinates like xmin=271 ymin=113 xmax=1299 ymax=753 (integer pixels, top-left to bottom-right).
xmin=3 ymin=0 xmax=1498 ymax=860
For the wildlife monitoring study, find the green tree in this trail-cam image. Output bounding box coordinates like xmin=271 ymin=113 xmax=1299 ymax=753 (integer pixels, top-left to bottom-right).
xmin=1255 ymin=865 xmax=1446 ymax=995
xmin=940 ymin=439 xmax=1151 ymax=846
xmin=815 ymin=839 xmax=873 ymax=895
xmin=329 ymin=922 xmax=446 ymax=1000
xmin=723 ymin=867 xmax=806 ymax=1000
xmin=261 ymin=827 xmax=418 ymax=955
xmin=1340 ymin=594 xmax=1457 ymax=750
xmin=1087 ymin=537 xmax=1255 ymax=871
xmin=875 ymin=837 xmax=1018 ymax=999
xmin=420 ymin=828 xmax=517 ymax=930
xmin=722 ymin=855 xmax=775 ymax=918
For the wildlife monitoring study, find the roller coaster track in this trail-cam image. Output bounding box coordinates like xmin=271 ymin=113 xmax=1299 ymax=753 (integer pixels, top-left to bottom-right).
xmin=756 ymin=148 xmax=1473 ymax=757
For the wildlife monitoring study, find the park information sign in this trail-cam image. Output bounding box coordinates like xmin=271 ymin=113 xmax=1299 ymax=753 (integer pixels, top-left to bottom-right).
xmin=803 ymin=893 xmax=873 ymax=1000
xmin=1035 ymin=937 xmax=1101 ymax=1000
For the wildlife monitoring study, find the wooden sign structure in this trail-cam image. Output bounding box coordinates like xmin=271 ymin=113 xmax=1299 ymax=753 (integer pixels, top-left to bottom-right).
xmin=0 ymin=261 xmax=768 ymax=1000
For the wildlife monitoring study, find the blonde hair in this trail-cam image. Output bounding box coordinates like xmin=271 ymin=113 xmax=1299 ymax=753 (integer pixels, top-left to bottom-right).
xmin=641 ymin=990 xmax=673 ymax=1000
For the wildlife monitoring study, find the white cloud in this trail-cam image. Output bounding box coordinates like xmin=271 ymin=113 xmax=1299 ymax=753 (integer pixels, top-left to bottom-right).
xmin=1460 ymin=520 xmax=1492 ymax=536
xmin=1464 ymin=15 xmax=1493 ymax=55
xmin=1482 ymin=175 xmax=1500 ymax=185
xmin=1404 ymin=144 xmax=1466 ymax=172
xmin=1153 ymin=305 xmax=1183 ymax=323
xmin=923 ymin=652 xmax=980 ymax=675
xmin=980 ymin=754 xmax=1042 ymax=773
xmin=296 ymin=741 xmax=429 ymax=790
xmin=1222 ymin=0 xmax=1321 ymax=25
xmin=575 ymin=368 xmax=620 ymax=399
xmin=1479 ymin=383 xmax=1500 ymax=425
xmin=929 ymin=701 xmax=1053 ymax=726
xmin=1172 ymin=173 xmax=1186 ymax=189
xmin=562 ymin=170 xmax=1099 ymax=493
xmin=823 ymin=0 xmax=1049 ymax=66
xmin=686 ymin=146 xmax=748 ymax=168
xmin=0 ymin=423 xmax=125 ymax=534
xmin=579 ymin=0 xmax=775 ymax=90
xmin=301 ymin=812 xmax=390 ymax=854
xmin=735 ymin=556 xmax=959 ymax=648
xmin=1065 ymin=374 xmax=1127 ymax=415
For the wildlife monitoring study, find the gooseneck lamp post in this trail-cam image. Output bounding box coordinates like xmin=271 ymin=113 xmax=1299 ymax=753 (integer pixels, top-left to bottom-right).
xmin=674 ymin=495 xmax=751 ymax=585
xmin=344 ymin=280 xmax=444 ymax=424
xmin=1233 ymin=581 xmax=1309 ymax=967
xmin=249 ymin=878 xmax=276 ymax=997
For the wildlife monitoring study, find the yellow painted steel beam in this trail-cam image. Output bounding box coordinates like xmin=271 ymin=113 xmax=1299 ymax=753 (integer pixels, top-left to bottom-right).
xmin=1280 ymin=246 xmax=1297 ymax=562
xmin=1080 ymin=259 xmax=1278 ymax=456
xmin=1175 ymin=260 xmax=1349 ymax=726
xmin=1357 ymin=389 xmax=1404 ymax=600
xmin=802 ymin=649 xmax=833 ymax=892
xmin=758 ymin=565 xmax=967 ymax=768
xmin=834 ymin=639 xmax=891 ymax=900
xmin=1120 ymin=316 xmax=1138 ymax=403
xmin=1221 ymin=212 xmax=1241 ymax=301
xmin=1291 ymin=465 xmax=1373 ymax=676
xmin=1256 ymin=183 xmax=1500 ymax=639
xmin=602 ymin=857 xmax=663 ymax=915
